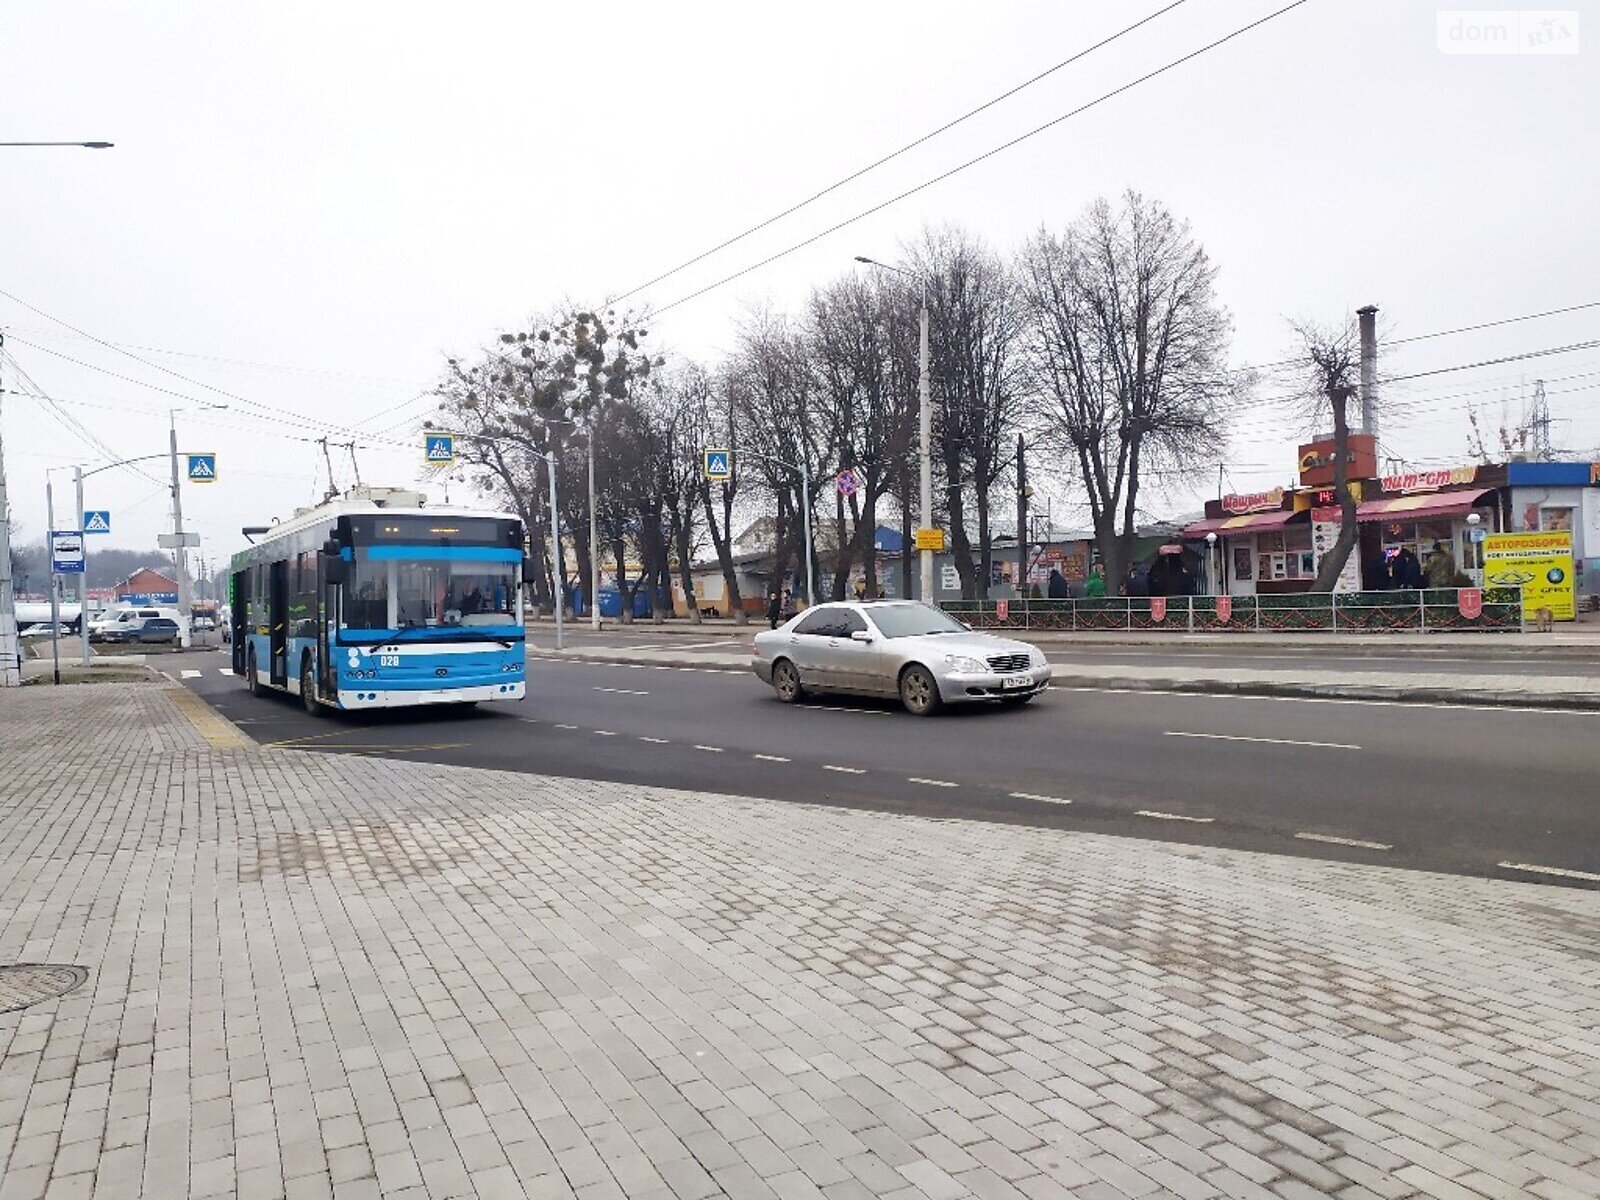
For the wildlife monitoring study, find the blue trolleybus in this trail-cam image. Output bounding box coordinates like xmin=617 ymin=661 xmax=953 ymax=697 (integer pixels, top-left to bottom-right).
xmin=229 ymin=489 xmax=527 ymax=713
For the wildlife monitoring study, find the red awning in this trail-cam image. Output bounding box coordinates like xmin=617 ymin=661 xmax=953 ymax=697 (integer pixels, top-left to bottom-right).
xmin=1355 ymin=487 xmax=1494 ymax=523
xmin=1181 ymin=509 xmax=1305 ymax=537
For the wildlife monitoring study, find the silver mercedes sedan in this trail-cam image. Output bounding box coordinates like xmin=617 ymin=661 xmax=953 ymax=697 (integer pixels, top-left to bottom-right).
xmin=751 ymin=600 xmax=1051 ymax=716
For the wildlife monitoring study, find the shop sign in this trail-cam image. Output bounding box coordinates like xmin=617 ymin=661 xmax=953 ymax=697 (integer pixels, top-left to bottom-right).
xmin=1297 ymin=434 xmax=1377 ymax=487
xmin=1215 ymin=595 xmax=1232 ymax=623
xmin=1380 ymin=466 xmax=1477 ymax=493
xmin=1221 ymin=486 xmax=1284 ymax=515
xmin=1483 ymin=532 xmax=1575 ymax=620
xmin=1310 ymin=508 xmax=1362 ymax=593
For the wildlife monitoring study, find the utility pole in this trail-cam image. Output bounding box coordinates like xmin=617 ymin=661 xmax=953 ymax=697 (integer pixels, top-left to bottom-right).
xmin=75 ymin=466 xmax=89 ymax=666
xmin=46 ymin=476 xmax=60 ymax=684
xmin=1357 ymin=304 xmax=1379 ymax=437
xmin=168 ymin=413 xmax=194 ymax=649
xmin=587 ymin=431 xmax=600 ymax=630
xmin=918 ymin=280 xmax=934 ymax=605
xmin=1531 ymin=379 xmax=1552 ymax=461
xmin=546 ymin=450 xmax=564 ymax=651
xmin=0 ymin=332 xmax=20 ymax=686
xmin=1016 ymin=435 xmax=1028 ymax=598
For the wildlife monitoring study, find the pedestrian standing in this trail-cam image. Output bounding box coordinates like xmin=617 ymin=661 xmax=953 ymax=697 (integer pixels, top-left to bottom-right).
xmin=766 ymin=589 xmax=782 ymax=629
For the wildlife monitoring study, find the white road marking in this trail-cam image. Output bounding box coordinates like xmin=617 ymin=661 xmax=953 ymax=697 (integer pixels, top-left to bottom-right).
xmin=593 ymin=730 xmax=617 ymax=736
xmin=555 ymin=723 xmax=578 ymax=730
xmin=639 ymin=736 xmax=670 ymax=744
xmin=217 ymin=668 xmax=232 ymax=676
xmin=161 ymin=671 xmax=177 ymax=682
xmin=1497 ymin=861 xmax=1600 ymax=883
xmin=753 ymin=754 xmax=790 ymax=762
xmin=693 ymin=744 xmax=724 ymax=753
xmin=823 ymin=764 xmax=866 ymax=774
xmin=1011 ymin=791 xmax=1072 ymax=805
xmin=1164 ymin=730 xmax=1360 ymax=750
xmin=1136 ymin=810 xmax=1214 ymax=823
xmin=593 ymin=686 xmax=650 ymax=696
xmin=799 ymin=705 xmax=891 ymax=717
xmin=1053 ymin=686 xmax=1600 ymax=718
xmin=181 ymin=669 xmax=202 ymax=679
xmin=908 ymin=777 xmax=957 ymax=788
xmin=1295 ymin=832 xmax=1392 ymax=851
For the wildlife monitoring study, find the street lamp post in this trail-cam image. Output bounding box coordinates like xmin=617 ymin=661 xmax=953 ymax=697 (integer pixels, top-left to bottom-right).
xmin=855 ymin=257 xmax=934 ymax=604
xmin=0 ymin=140 xmax=112 ymax=685
xmin=1205 ymin=532 xmax=1219 ymax=596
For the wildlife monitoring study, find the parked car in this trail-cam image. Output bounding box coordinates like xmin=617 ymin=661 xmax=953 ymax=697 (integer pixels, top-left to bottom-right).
xmin=19 ymin=621 xmax=76 ymax=640
xmin=751 ymin=600 xmax=1052 ymax=716
xmin=100 ymin=617 xmax=180 ymax=645
xmin=90 ymin=607 xmax=180 ymax=642
xmin=194 ymin=616 xmax=216 ymax=632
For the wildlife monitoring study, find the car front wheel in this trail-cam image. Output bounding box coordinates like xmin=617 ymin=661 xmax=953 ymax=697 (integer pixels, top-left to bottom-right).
xmin=899 ymin=664 xmax=941 ymax=717
xmin=771 ymin=659 xmax=804 ymax=704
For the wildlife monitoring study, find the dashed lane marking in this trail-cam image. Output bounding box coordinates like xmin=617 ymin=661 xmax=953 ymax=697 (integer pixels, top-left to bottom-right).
xmin=180 ymin=669 xmax=202 ymax=679
xmin=799 ymin=705 xmax=891 ymax=717
xmin=639 ymin=736 xmax=670 ymax=744
xmin=693 ymin=744 xmax=724 ymax=753
xmin=1497 ymin=861 xmax=1600 ymax=883
xmin=753 ymin=754 xmax=790 ymax=762
xmin=1165 ymin=731 xmax=1360 ymax=750
xmin=555 ymin=723 xmax=578 ymax=730
xmin=908 ymin=777 xmax=958 ymax=788
xmin=1010 ymin=791 xmax=1072 ymax=805
xmin=823 ymin=764 xmax=866 ymax=774
xmin=1295 ymin=832 xmax=1393 ymax=851
xmin=1055 ymin=686 xmax=1600 ymax=718
xmin=594 ymin=686 xmax=650 ymax=696
xmin=593 ymin=730 xmax=617 ymax=736
xmin=1136 ymin=810 xmax=1215 ymax=823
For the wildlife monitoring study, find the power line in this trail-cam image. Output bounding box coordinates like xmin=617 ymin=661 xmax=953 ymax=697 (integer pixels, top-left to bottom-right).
xmin=0 ymin=291 xmax=422 ymax=439
xmin=608 ymin=0 xmax=1190 ymax=308
xmin=649 ymin=0 xmax=1312 ymax=317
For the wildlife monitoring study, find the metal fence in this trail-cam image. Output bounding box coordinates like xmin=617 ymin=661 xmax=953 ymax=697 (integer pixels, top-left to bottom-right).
xmin=942 ymin=587 xmax=1525 ymax=634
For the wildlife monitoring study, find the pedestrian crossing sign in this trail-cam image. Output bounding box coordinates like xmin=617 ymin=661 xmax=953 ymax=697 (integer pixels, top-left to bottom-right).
xmin=187 ymin=453 xmax=218 ymax=483
xmin=426 ymin=434 xmax=456 ymax=465
xmin=704 ymin=449 xmax=731 ymax=481
xmin=83 ymin=510 xmax=111 ymax=535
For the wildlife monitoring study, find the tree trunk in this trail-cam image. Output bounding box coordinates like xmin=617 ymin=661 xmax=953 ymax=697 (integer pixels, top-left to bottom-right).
xmin=975 ymin=480 xmax=992 ymax=600
xmin=669 ymin=499 xmax=701 ymax=625
xmin=1312 ymin=386 xmax=1360 ymax=592
xmin=700 ymin=482 xmax=745 ymax=623
xmin=613 ymin=537 xmax=633 ymax=625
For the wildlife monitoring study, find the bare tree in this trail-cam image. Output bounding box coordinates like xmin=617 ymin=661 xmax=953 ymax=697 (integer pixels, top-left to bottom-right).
xmin=1021 ymin=192 xmax=1232 ymax=587
xmin=911 ymin=227 xmax=1027 ymax=599
xmin=1289 ymin=318 xmax=1361 ymax=593
xmin=807 ymin=275 xmax=917 ymax=599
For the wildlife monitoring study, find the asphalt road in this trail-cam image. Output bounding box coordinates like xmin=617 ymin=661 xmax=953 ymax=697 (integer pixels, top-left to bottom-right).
xmin=523 ymin=624 xmax=1600 ymax=677
xmin=163 ymin=650 xmax=1600 ymax=890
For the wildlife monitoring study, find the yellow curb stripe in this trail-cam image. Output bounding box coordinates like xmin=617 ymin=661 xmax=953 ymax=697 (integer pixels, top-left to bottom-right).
xmin=167 ymin=686 xmax=254 ymax=750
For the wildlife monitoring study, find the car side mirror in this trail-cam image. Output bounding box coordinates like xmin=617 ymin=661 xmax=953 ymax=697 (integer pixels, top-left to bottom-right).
xmin=850 ymin=630 xmax=873 ymax=643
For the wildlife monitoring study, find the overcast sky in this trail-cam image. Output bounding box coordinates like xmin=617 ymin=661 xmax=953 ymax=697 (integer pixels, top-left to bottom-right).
xmin=3 ymin=0 xmax=1595 ymax=563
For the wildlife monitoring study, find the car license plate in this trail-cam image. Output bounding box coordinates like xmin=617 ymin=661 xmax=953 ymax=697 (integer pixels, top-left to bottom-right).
xmin=1001 ymin=674 xmax=1031 ymax=690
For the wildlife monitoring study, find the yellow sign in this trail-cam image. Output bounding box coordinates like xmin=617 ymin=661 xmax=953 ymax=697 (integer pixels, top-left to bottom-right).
xmin=913 ymin=528 xmax=945 ymax=552
xmin=1483 ymin=532 xmax=1575 ymax=621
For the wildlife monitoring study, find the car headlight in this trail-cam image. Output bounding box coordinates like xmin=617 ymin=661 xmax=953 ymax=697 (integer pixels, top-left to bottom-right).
xmin=1031 ymin=650 xmax=1047 ymax=667
xmin=944 ymin=654 xmax=988 ymax=673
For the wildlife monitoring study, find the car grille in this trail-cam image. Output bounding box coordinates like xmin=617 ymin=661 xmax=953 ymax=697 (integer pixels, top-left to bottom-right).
xmin=986 ymin=653 xmax=1030 ymax=673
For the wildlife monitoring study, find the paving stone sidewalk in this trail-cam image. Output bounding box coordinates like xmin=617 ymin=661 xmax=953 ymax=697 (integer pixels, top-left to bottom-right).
xmin=3 ymin=684 xmax=1599 ymax=1200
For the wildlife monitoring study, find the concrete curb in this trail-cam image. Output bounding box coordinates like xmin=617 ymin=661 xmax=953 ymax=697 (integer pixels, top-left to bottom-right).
xmin=531 ymin=651 xmax=1600 ymax=710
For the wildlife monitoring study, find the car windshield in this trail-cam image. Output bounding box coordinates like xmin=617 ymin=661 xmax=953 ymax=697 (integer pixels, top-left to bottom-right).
xmin=344 ymin=553 xmax=519 ymax=631
xmin=866 ymin=603 xmax=970 ymax=639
